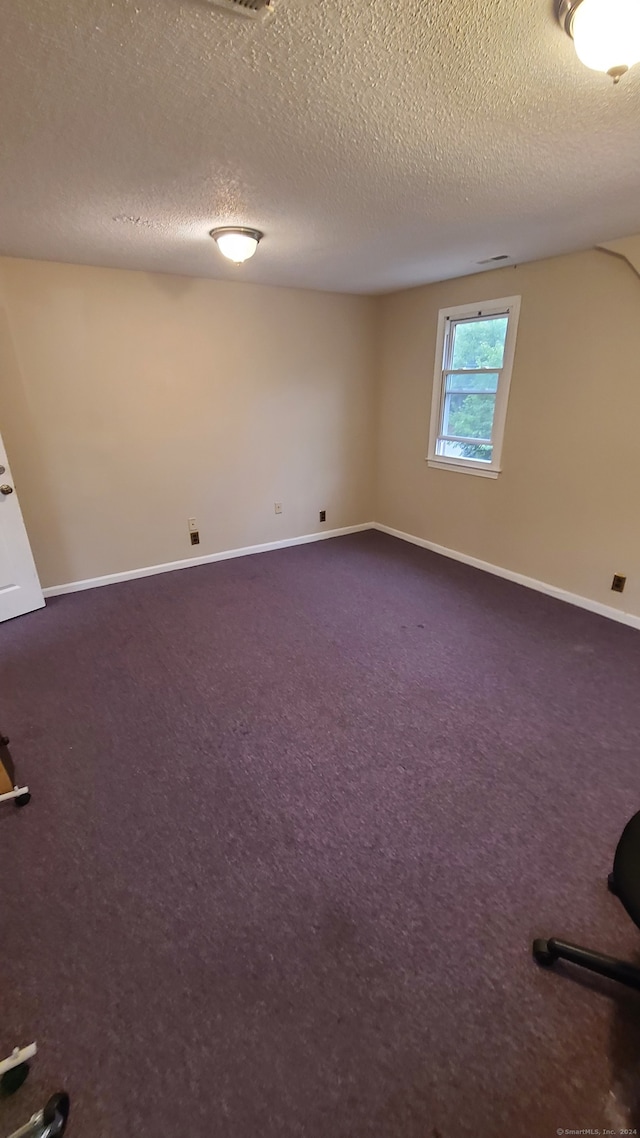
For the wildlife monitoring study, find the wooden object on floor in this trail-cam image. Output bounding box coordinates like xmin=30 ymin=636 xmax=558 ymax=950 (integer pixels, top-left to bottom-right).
xmin=0 ymin=740 xmax=15 ymax=794
xmin=0 ymin=734 xmax=30 ymax=806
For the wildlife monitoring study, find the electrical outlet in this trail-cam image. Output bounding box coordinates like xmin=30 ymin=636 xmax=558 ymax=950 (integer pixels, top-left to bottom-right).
xmin=612 ymin=574 xmax=626 ymax=593
xmin=190 ymin=531 xmax=200 ymax=546
xmin=274 ymin=502 xmax=282 ymax=515
xmin=319 ymin=510 xmax=326 ymax=523
xmin=188 ymin=517 xmax=198 ymax=533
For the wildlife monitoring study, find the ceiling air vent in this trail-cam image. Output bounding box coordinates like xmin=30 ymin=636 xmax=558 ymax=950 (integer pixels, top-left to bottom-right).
xmin=206 ymin=0 xmax=274 ymax=19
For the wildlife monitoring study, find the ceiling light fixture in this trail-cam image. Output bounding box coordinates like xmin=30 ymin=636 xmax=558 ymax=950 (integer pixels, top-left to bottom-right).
xmin=210 ymin=227 xmax=263 ymax=264
xmin=558 ymin=0 xmax=640 ymax=83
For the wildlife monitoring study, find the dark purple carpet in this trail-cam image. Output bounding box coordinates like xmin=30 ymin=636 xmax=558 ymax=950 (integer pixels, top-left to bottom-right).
xmin=2 ymin=530 xmax=640 ymax=1138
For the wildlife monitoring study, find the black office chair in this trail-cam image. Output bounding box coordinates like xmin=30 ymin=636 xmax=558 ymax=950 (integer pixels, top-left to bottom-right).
xmin=533 ymin=810 xmax=640 ymax=992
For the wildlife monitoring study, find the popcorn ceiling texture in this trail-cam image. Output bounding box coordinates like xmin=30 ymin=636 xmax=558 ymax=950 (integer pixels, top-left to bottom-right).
xmin=1 ymin=0 xmax=640 ymax=293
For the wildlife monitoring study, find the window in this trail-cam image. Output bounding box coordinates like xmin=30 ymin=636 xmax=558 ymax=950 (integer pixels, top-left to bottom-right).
xmin=427 ymin=295 xmax=521 ymax=478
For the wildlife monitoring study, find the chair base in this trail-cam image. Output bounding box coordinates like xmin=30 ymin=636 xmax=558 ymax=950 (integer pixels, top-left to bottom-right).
xmin=533 ymin=937 xmax=640 ymax=992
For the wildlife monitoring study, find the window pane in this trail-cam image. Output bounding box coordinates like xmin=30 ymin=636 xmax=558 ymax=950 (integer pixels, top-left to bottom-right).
xmin=436 ymin=439 xmax=493 ymax=463
xmin=450 ymin=316 xmax=508 ymax=370
xmin=445 ymin=371 xmax=499 ymax=393
xmin=442 ymin=392 xmax=496 ymax=441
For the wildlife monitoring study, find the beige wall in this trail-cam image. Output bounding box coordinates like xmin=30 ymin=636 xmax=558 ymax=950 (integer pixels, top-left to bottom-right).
xmin=0 ymin=258 xmax=376 ymax=588
xmin=375 ymin=247 xmax=640 ymax=618
xmin=3 ymin=247 xmax=639 ymax=616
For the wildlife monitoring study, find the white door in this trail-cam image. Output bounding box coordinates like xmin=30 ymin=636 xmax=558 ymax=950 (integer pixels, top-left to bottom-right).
xmin=0 ymin=429 xmax=44 ymax=621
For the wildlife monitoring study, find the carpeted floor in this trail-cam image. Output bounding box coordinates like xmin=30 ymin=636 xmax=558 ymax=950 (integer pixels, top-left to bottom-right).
xmin=2 ymin=530 xmax=640 ymax=1138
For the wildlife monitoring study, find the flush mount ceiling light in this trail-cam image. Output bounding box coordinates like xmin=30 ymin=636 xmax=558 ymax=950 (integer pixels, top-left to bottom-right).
xmin=558 ymin=0 xmax=640 ymax=83
xmin=210 ymin=227 xmax=263 ymax=264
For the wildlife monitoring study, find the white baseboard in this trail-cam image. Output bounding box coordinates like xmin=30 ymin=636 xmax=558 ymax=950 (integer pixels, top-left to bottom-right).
xmin=43 ymin=520 xmax=640 ymax=631
xmin=43 ymin=523 xmax=374 ymax=598
xmin=373 ymin=523 xmax=640 ymax=631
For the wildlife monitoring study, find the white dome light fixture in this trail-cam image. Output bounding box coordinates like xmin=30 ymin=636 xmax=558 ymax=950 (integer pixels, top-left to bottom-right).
xmin=210 ymin=227 xmax=263 ymax=264
xmin=558 ymin=0 xmax=640 ymax=83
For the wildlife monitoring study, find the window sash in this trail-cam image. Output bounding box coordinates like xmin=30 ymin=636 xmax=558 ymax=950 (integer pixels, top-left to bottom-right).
xmin=437 ymin=433 xmax=493 ymax=446
xmin=443 ymin=367 xmax=502 ymax=377
xmin=427 ymin=296 xmax=521 ymax=477
xmin=443 ymin=372 xmax=501 ymax=396
xmin=439 ymin=382 xmax=500 ymax=445
xmin=443 ymin=314 xmax=509 ymax=371
xmin=440 ymin=324 xmax=505 ymax=446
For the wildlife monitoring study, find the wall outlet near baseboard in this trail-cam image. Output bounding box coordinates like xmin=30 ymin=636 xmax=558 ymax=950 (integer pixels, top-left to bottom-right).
xmin=611 ymin=574 xmax=626 ymax=593
xmin=274 ymin=502 xmax=282 ymax=515
xmin=319 ymin=510 xmax=326 ymax=523
xmin=190 ymin=531 xmax=200 ymax=546
xmin=188 ymin=517 xmax=198 ymax=533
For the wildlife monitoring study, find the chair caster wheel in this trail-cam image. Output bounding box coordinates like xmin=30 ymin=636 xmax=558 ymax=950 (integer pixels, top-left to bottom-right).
xmin=43 ymin=1091 xmax=70 ymax=1135
xmin=533 ymin=938 xmax=555 ymax=967
xmin=607 ymin=872 xmax=618 ymax=896
xmin=0 ymin=1061 xmax=30 ymax=1096
xmin=15 ymin=792 xmax=31 ymax=807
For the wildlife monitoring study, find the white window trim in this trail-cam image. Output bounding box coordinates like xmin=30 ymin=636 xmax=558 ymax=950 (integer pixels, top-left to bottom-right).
xmin=427 ymin=295 xmax=521 ymax=478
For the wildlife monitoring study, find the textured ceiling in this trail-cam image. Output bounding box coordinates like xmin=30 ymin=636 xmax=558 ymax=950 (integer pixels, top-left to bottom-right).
xmin=1 ymin=0 xmax=639 ymax=293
